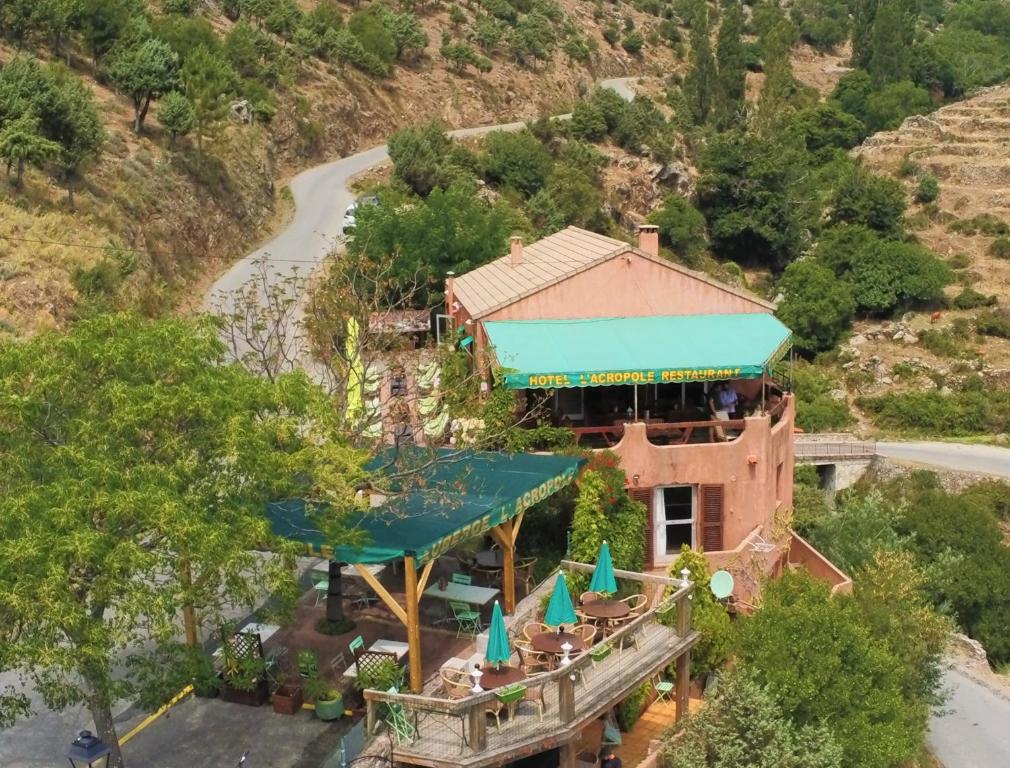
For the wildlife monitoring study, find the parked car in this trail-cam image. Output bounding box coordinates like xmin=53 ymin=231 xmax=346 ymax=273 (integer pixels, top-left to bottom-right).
xmin=342 ymin=195 xmax=379 ymax=234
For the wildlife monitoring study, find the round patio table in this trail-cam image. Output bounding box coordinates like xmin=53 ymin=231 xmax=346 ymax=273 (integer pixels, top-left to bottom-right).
xmin=531 ymin=631 xmax=586 ymax=656
xmin=478 ymin=664 xmax=527 ymax=689
xmin=581 ymin=599 xmax=631 ymax=621
xmin=475 ymin=550 xmax=505 ymax=568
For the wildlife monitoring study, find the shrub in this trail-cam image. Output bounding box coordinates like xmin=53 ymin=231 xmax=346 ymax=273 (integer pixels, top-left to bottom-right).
xmin=896 ymin=155 xmax=920 ymax=178
xmin=615 ymin=681 xmax=651 ymax=730
xmin=602 ymin=25 xmax=620 ymax=45
xmin=793 ymin=362 xmax=855 ymax=431
xmin=569 ymin=454 xmax=646 ymax=572
xmin=355 ymin=657 xmax=403 ymax=692
xmin=847 ymin=240 xmax=950 ymax=313
xmin=665 ymin=548 xmax=733 ymax=677
xmin=864 ymin=80 xmax=932 ymax=133
xmin=949 ymin=214 xmax=1010 ymax=236
xmin=348 ymin=7 xmax=397 ymax=65
xmin=915 ymin=173 xmax=939 ymax=203
xmin=947 ymin=252 xmax=971 ymax=269
xmin=388 ymin=121 xmax=452 ymax=195
xmin=858 ymin=390 xmax=1010 ymax=435
xmin=976 ymin=309 xmax=1010 ymax=338
xmin=988 ymin=236 xmax=1010 ymax=259
xmin=829 ymin=164 xmax=906 ymax=235
xmin=621 ymin=30 xmax=645 ymax=53
xmin=481 ymin=130 xmax=553 ymax=197
xmin=951 ymin=287 xmax=996 ymax=310
xmin=918 ymin=329 xmax=963 ymax=358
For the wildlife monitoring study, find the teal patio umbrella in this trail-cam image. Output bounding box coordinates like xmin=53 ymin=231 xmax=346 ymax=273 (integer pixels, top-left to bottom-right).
xmin=588 ymin=540 xmax=618 ymax=596
xmin=544 ymin=572 xmax=578 ymax=628
xmin=485 ymin=600 xmax=511 ymax=669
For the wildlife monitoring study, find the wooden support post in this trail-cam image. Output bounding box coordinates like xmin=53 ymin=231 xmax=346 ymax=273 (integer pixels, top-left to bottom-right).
xmin=403 ymin=555 xmax=424 ymax=694
xmin=559 ymin=741 xmax=577 ymax=768
xmin=468 ymin=700 xmax=487 ymax=753
xmin=675 ymin=650 xmax=690 ymax=723
xmin=416 ymin=559 xmax=435 ymax=602
xmin=559 ymin=670 xmax=576 ymax=724
xmin=355 ymin=564 xmax=407 ymax=625
xmin=366 ymin=697 xmax=377 ymax=735
xmin=180 ymin=561 xmax=198 ymax=647
xmin=490 ymin=522 xmax=516 ymax=613
xmin=676 ymin=586 xmax=693 ymax=637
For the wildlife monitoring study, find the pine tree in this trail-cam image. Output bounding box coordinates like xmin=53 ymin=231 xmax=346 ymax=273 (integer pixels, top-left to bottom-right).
xmin=181 ymin=44 xmax=235 ymax=154
xmin=158 ymin=91 xmax=197 ymax=149
xmin=683 ymin=1 xmax=716 ymax=125
xmin=868 ymin=0 xmax=911 ymax=84
xmin=850 ymin=0 xmax=877 ymax=67
xmin=0 ymin=114 xmax=61 ymax=187
xmin=714 ymin=1 xmax=746 ymax=128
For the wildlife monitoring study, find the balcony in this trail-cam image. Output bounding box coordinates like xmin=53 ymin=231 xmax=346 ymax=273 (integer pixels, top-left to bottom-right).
xmin=362 ymin=563 xmax=699 ymax=768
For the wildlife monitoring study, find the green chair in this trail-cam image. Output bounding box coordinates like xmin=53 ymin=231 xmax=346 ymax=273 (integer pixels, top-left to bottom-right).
xmin=349 ymin=635 xmax=365 ymax=658
xmin=655 ymin=679 xmax=675 ymax=704
xmin=385 ymin=686 xmax=416 ymax=745
xmin=310 ymin=572 xmax=329 ymax=607
xmin=449 ymin=601 xmax=482 ymax=638
xmin=451 ymin=573 xmax=472 ymax=586
xmin=494 ymin=683 xmax=528 ymax=722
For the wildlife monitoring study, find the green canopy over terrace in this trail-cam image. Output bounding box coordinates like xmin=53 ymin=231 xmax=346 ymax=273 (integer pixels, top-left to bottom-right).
xmin=483 ymin=314 xmax=792 ymax=390
xmin=267 ymin=449 xmax=584 ymax=567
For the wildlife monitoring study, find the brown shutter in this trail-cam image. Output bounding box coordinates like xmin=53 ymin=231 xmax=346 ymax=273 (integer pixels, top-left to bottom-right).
xmin=628 ymin=487 xmax=654 ymax=569
xmin=699 ymin=484 xmax=724 ymax=552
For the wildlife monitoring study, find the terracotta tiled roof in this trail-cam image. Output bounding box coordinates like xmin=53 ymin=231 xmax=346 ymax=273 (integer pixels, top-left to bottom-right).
xmin=451 ymin=226 xmax=773 ymax=318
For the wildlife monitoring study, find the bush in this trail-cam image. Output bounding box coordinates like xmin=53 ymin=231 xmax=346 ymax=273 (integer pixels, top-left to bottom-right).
xmin=915 ymin=173 xmax=940 ymax=203
xmin=648 ymin=195 xmax=707 ymax=264
xmin=569 ymin=453 xmax=646 ymax=572
xmin=949 ymin=214 xmax=1010 ymax=236
xmin=976 ymin=309 xmax=1010 ymax=338
xmin=621 ymin=30 xmax=645 ymax=53
xmin=615 ymin=681 xmax=651 ymax=731
xmin=602 ymin=25 xmax=620 ymax=45
xmin=918 ymin=329 xmax=963 ymax=358
xmin=776 ymin=261 xmax=855 ymax=353
xmin=829 ymin=164 xmax=906 ymax=234
xmin=793 ymin=362 xmax=855 ymax=431
xmin=387 ymin=121 xmax=452 ymax=196
xmin=846 ymin=240 xmax=951 ymax=313
xmin=947 ymin=252 xmax=972 ymax=269
xmin=863 ymin=80 xmax=932 ymax=133
xmin=481 ymin=130 xmax=553 ymax=197
xmin=858 ymin=390 xmax=1010 ymax=435
xmin=988 ymin=236 xmax=1010 ymax=259
xmin=951 ymin=287 xmax=996 ymax=310
xmin=665 ymin=548 xmax=733 ymax=677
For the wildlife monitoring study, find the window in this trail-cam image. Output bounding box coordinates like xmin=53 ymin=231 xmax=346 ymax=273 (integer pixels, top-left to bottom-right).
xmin=390 ymin=371 xmax=408 ymax=397
xmin=660 ymin=486 xmax=694 ymax=554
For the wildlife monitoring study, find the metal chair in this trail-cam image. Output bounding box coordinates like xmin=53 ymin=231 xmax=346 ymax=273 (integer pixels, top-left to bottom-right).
xmin=310 ymin=572 xmax=329 ymax=607
xmin=330 ymin=651 xmax=348 ymax=677
xmin=349 ymin=635 xmax=365 ymax=659
xmin=384 ymin=687 xmax=416 ymax=745
xmin=449 ymin=601 xmax=482 ymax=638
xmin=451 ymin=573 xmax=472 ymax=586
xmin=654 ymin=678 xmax=675 ymax=704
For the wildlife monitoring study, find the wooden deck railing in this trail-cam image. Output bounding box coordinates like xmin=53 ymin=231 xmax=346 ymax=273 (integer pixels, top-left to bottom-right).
xmin=362 ymin=569 xmax=697 ymax=766
xmin=570 ymin=419 xmax=747 ymax=447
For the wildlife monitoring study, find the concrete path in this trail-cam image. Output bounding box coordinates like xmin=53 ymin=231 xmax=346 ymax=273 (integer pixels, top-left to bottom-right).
xmin=877 ymin=441 xmax=1010 ymax=479
xmin=929 ymin=667 xmax=1010 ymax=768
xmin=204 ymin=77 xmax=640 ymax=312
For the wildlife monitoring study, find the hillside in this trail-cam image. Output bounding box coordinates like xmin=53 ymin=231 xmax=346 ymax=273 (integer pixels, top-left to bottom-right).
xmin=0 ymin=0 xmax=680 ymax=336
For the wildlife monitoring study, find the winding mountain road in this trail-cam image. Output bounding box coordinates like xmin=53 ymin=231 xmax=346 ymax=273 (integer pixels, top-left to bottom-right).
xmin=204 ymin=77 xmax=639 ymax=310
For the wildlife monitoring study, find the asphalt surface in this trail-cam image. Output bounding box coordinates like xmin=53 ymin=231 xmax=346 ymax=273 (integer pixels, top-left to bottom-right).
xmin=929 ymin=667 xmax=1010 ymax=768
xmin=877 ymin=440 xmax=1010 ymax=479
xmin=204 ymin=77 xmax=639 ymax=313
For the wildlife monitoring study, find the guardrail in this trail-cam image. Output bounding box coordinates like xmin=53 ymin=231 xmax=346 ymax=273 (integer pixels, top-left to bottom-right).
xmin=794 ymin=434 xmax=877 ymax=461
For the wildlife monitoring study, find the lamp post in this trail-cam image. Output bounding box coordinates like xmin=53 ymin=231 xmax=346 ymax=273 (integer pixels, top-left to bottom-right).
xmin=66 ymin=731 xmax=112 ymax=768
xmin=560 ymin=641 xmax=573 ymax=666
xmin=471 ymin=666 xmax=484 ymax=693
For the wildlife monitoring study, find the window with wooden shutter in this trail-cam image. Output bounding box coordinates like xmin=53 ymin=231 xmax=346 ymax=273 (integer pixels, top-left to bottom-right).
xmin=627 ymin=487 xmax=654 ymax=568
xmin=699 ymin=484 xmax=724 ymax=552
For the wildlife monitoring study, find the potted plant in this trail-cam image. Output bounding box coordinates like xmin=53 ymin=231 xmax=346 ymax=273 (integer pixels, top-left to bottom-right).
xmin=306 ymin=676 xmax=344 ymax=721
xmin=298 ymin=649 xmax=318 ymax=679
xmin=271 ymin=681 xmax=304 ymax=715
xmin=219 ymin=648 xmax=269 ymax=707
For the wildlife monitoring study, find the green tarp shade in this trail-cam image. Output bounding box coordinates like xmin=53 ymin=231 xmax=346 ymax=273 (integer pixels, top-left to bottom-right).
xmin=484 ymin=314 xmax=792 ymax=390
xmin=267 ymin=449 xmax=584 ymax=566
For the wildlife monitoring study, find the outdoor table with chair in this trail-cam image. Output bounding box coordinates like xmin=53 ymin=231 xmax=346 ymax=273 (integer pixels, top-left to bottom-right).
xmin=341 ymin=639 xmax=410 ymax=679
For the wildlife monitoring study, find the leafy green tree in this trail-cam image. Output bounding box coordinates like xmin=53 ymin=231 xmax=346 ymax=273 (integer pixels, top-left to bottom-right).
xmin=223 ymin=21 xmax=266 ymax=78
xmin=755 ymin=20 xmax=815 ymax=132
xmin=792 ymin=361 xmax=855 ymax=432
xmin=348 ymin=181 xmax=518 ymax=304
xmin=776 ymin=260 xmax=855 ymax=352
xmin=150 ymin=15 xmax=220 ymax=65
xmin=829 ymin=164 xmax=906 ymax=234
xmin=472 ymin=15 xmax=505 ymax=50
xmin=181 ymin=44 xmax=236 ymax=153
xmin=388 ymin=120 xmax=452 ymax=195
xmin=851 ymin=0 xmax=878 ymax=68
xmin=648 ymin=195 xmax=708 ymax=265
xmin=541 ymin=163 xmax=602 ymax=229
xmin=331 ymin=28 xmax=390 ymax=76
xmin=806 ymin=491 xmax=908 ymax=573
xmin=0 ymin=314 xmax=363 ymax=767
xmin=788 ymin=102 xmax=865 ymax=161
xmin=569 ymin=454 xmax=646 ymax=572
xmin=697 ymin=130 xmax=814 ymax=270
xmin=813 ymin=223 xmax=879 ymax=276
xmin=621 ymin=30 xmax=644 ymax=54
xmin=831 ymin=69 xmax=874 ymax=126
xmin=48 ymin=64 xmax=106 ymax=207
xmin=510 ymin=13 xmax=556 ymax=68
xmin=78 ymin=0 xmax=143 ymax=66
xmin=0 ymin=113 xmax=61 ymax=187
xmin=739 ymin=572 xmax=929 ymax=768
xmin=264 ymin=0 xmax=302 ymax=39
xmin=481 ymin=129 xmax=553 ymax=197
xmin=847 ymin=239 xmax=950 ymax=312
xmin=349 ymin=7 xmax=397 ymax=65
xmin=382 ymin=9 xmax=428 ymax=59
xmin=683 ymin=2 xmax=715 ymax=124
xmin=790 ymin=0 xmax=849 ymax=52
xmin=915 ymin=173 xmax=939 ymax=203
xmin=864 ymin=80 xmax=932 ymax=132
xmin=714 ymin=1 xmax=746 ymax=128
xmin=107 ymin=39 xmax=180 ymax=134
xmin=663 ymin=670 xmax=843 ymax=768
xmin=158 ymin=90 xmax=196 ymax=148
xmin=570 ymin=99 xmax=607 ymax=141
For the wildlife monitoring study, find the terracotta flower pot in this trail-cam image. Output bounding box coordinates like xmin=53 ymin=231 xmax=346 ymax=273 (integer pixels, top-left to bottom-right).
xmin=272 ymin=683 xmax=304 ymax=715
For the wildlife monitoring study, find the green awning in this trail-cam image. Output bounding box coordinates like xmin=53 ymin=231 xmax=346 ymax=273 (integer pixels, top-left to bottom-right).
xmin=267 ymin=449 xmax=584 ymax=565
xmin=484 ymin=314 xmax=792 ymax=390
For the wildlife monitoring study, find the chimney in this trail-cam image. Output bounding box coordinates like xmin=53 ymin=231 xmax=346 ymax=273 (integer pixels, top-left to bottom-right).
xmin=445 ymin=271 xmax=455 ymax=314
xmin=638 ymin=224 xmax=659 ymax=257
xmin=509 ymin=236 xmax=524 ymax=266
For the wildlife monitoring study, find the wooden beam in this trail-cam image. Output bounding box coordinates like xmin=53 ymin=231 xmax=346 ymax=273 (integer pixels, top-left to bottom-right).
xmin=675 ymin=650 xmax=690 ymax=723
xmin=510 ymin=510 xmax=526 ymax=547
xmin=491 ymin=522 xmax=516 ymax=613
xmin=561 ymin=559 xmax=681 ymax=587
xmin=355 ymin=563 xmax=407 ymax=626
xmin=488 ymin=521 xmax=511 ymax=550
xmin=404 ymin=554 xmax=424 ymax=694
xmin=416 ymin=558 xmax=435 ymax=605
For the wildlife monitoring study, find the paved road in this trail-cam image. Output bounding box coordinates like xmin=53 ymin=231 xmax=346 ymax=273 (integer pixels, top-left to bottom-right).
xmin=877 ymin=440 xmax=1010 ymax=479
xmin=204 ymin=77 xmax=639 ymax=312
xmin=929 ymin=667 xmax=1010 ymax=768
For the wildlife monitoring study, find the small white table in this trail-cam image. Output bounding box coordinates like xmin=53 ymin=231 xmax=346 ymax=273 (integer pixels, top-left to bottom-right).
xmin=312 ymin=561 xmax=387 ymax=579
xmin=423 ymin=582 xmax=500 ymax=607
xmin=342 ymin=639 xmax=410 ymax=678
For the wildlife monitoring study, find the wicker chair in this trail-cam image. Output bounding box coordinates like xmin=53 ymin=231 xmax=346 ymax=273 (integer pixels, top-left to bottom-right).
xmin=515 ymin=556 xmax=538 ymax=594
xmin=622 ymin=593 xmax=648 ymax=616
xmin=522 ymin=622 xmax=551 ymax=643
xmin=515 ymin=639 xmax=551 ymax=674
xmin=573 ymin=623 xmax=598 ymax=646
xmin=580 ymin=591 xmax=602 ymax=605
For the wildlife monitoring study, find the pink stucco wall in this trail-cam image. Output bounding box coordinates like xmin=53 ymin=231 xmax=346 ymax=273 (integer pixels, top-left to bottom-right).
xmin=481 ymin=252 xmax=770 ymax=322
xmin=610 ymin=396 xmax=796 ymax=566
